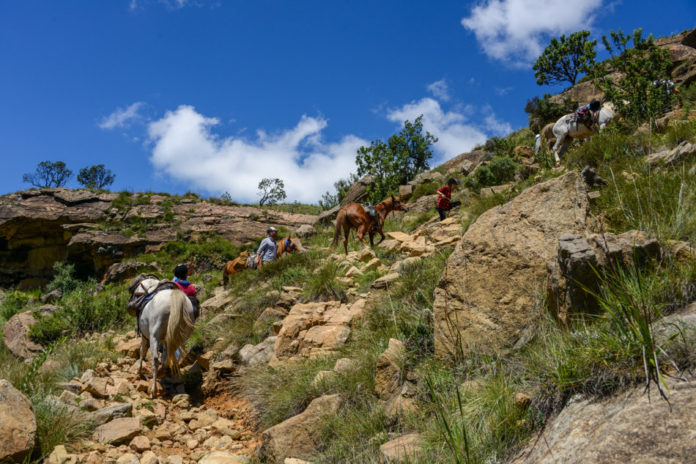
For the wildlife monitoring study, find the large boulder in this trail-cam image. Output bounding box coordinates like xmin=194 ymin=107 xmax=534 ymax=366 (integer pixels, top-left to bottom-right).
xmin=433 ymin=172 xmax=589 ymax=357
xmin=0 ymin=379 xmax=37 ymax=462
xmin=339 ymin=176 xmax=375 ymax=208
xmin=258 ymin=394 xmax=343 ymax=463
xmin=2 ymin=305 xmax=58 ymax=359
xmin=511 ymin=377 xmax=696 ymax=464
xmin=547 ymin=231 xmax=661 ymax=322
xmin=270 ymin=299 xmax=366 ymax=365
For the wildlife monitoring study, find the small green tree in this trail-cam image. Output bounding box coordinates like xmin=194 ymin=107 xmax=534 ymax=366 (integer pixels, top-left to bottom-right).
xmin=22 ymin=160 xmax=72 ymax=188
xmin=355 ymin=115 xmax=437 ymax=202
xmin=533 ymin=30 xmax=597 ymax=86
xmin=77 ymin=164 xmax=115 ymax=189
xmin=257 ymin=178 xmax=287 ymax=206
xmin=597 ymin=28 xmax=673 ymax=127
xmin=319 ymin=173 xmax=358 ymax=210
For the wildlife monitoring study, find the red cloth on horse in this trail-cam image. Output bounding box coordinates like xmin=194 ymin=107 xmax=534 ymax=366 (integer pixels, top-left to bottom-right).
xmin=436 ymin=185 xmax=452 ymax=210
xmin=174 ymin=280 xmax=197 ymax=297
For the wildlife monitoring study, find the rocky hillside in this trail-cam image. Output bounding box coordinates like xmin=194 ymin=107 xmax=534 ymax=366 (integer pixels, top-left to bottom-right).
xmin=0 ymin=189 xmax=315 ymax=288
xmin=2 ymin=26 xmax=696 ymax=464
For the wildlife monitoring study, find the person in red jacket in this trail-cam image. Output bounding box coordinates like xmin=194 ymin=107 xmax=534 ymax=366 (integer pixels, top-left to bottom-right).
xmin=436 ymin=178 xmax=461 ymax=221
xmin=173 ymin=264 xmax=197 ymax=297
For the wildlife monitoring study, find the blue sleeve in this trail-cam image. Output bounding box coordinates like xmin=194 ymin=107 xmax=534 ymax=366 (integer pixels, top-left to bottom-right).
xmin=257 ymin=239 xmax=268 ymax=255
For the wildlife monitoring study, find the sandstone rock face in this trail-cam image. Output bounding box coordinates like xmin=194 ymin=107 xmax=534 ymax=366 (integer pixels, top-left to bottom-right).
xmin=270 ymin=300 xmax=366 ymax=364
xmin=0 ymin=379 xmax=37 ymax=462
xmin=433 ymin=172 xmax=589 ymax=357
xmin=375 ymin=339 xmax=406 ymax=401
xmin=511 ymin=377 xmax=696 ymax=464
xmin=2 ymin=310 xmax=45 ymax=359
xmin=0 ymin=188 xmax=315 ymax=286
xmin=646 ymin=141 xmax=696 ymax=166
xmin=379 ymin=433 xmax=424 ymax=463
xmin=547 ymin=231 xmax=662 ymax=322
xmin=258 ymin=394 xmax=343 ymax=463
xmin=339 ymin=176 xmax=375 ymax=207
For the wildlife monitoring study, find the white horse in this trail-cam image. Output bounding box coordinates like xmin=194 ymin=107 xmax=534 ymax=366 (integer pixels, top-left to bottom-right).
xmin=131 ymin=278 xmax=197 ymax=397
xmin=551 ymin=102 xmax=616 ymax=166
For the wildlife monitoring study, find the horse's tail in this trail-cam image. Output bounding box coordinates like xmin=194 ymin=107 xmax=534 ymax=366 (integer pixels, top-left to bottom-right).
xmin=331 ymin=208 xmax=344 ymax=248
xmin=164 ymin=290 xmax=194 ymax=374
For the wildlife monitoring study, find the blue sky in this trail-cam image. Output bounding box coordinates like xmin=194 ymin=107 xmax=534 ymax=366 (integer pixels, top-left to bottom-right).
xmin=1 ymin=1 xmax=694 ymax=203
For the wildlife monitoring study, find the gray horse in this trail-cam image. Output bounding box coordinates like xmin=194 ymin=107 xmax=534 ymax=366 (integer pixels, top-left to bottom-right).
xmin=132 ymin=278 xmax=197 ymax=397
xmin=551 ymin=102 xmax=616 ymax=166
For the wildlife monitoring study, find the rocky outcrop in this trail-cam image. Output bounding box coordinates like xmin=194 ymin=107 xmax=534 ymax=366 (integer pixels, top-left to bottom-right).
xmin=270 ymin=300 xmax=366 ymax=365
xmin=339 ymin=176 xmax=375 ymax=207
xmin=511 ymin=377 xmax=696 ymax=464
xmin=547 ymin=231 xmax=662 ymax=322
xmin=375 ymin=339 xmax=418 ymax=420
xmin=101 ymin=261 xmax=159 ymax=284
xmin=0 ymin=188 xmax=315 ymax=287
xmin=0 ymin=379 xmax=37 ymax=462
xmin=646 ymin=141 xmax=696 ymax=166
xmin=433 ymin=172 xmax=589 ymax=357
xmin=3 ymin=305 xmax=59 ymax=359
xmin=258 ymin=394 xmax=343 ymax=463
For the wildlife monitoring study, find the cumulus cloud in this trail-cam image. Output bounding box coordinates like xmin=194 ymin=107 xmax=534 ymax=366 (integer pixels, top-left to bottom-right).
xmin=386 ymin=98 xmax=491 ymax=161
xmin=461 ymin=0 xmax=602 ymax=64
xmin=426 ymin=79 xmax=451 ymax=102
xmin=99 ymin=102 xmax=144 ymax=129
xmin=147 ymin=105 xmax=366 ymax=204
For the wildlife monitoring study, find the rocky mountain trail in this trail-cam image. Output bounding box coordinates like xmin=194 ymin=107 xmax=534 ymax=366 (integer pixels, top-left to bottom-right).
xmin=39 ymin=329 xmax=261 ymax=464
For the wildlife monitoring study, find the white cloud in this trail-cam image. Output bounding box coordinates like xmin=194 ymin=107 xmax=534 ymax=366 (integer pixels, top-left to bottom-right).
xmin=386 ymin=98 xmax=491 ymax=161
xmin=147 ymin=105 xmax=366 ymax=204
xmin=426 ymin=79 xmax=451 ymax=102
xmin=99 ymin=102 xmax=144 ymax=130
xmin=461 ymin=0 xmax=602 ymax=64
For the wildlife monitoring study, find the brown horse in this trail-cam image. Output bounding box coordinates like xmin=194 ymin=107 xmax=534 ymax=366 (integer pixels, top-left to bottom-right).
xmin=221 ymin=236 xmax=304 ymax=285
xmin=331 ymin=196 xmax=408 ymax=254
xmin=221 ymin=250 xmax=250 ymax=286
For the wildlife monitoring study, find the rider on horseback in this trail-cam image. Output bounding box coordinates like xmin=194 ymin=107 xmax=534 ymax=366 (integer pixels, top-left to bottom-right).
xmin=173 ymin=264 xmax=197 ymax=297
xmin=576 ymin=99 xmax=601 ymax=129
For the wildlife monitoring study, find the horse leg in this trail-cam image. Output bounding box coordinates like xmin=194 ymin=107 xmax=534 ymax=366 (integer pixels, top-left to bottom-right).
xmin=149 ymin=338 xmax=159 ymax=398
xmin=377 ymin=228 xmax=385 ymax=245
xmin=137 ymin=336 xmax=148 ymax=378
xmin=221 ymin=267 xmax=228 ymax=287
xmin=369 ymin=231 xmax=375 ymax=247
xmin=356 ymin=224 xmax=369 ymax=248
xmin=553 ymin=134 xmax=565 ymax=166
xmin=342 ymin=223 xmax=350 ymax=254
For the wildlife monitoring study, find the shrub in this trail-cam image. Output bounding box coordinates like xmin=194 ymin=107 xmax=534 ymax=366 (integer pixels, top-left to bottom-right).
xmin=46 ymin=261 xmax=81 ymax=294
xmin=411 ymin=181 xmax=439 ymax=201
xmin=465 ymin=156 xmax=519 ymax=192
xmin=665 ymin=120 xmax=696 ymax=147
xmin=303 ymin=261 xmax=346 ymax=302
xmin=0 ymin=291 xmax=30 ymax=322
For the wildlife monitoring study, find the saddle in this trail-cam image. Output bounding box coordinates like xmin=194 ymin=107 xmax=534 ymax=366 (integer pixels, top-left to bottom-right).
xmin=363 ymin=204 xmax=381 ymax=231
xmin=247 ymin=252 xmax=259 ymax=270
xmin=127 ymin=278 xmax=179 ymax=316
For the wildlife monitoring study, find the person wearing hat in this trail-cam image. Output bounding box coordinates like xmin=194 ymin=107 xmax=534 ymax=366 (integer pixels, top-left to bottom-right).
xmin=436 ymin=178 xmax=461 ymax=221
xmin=173 ymin=264 xmax=197 ymax=297
xmin=255 ymin=226 xmax=279 ymax=268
